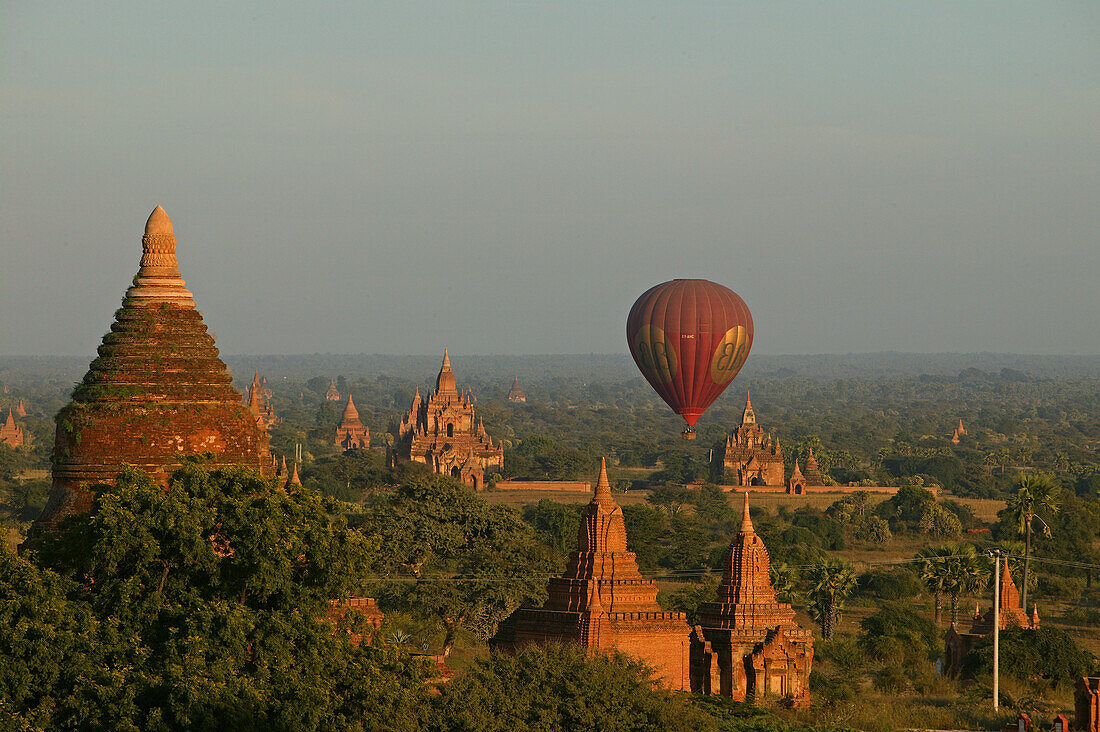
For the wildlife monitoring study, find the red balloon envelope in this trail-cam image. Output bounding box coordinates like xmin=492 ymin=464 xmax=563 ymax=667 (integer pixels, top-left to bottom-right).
xmin=627 ymin=279 xmax=753 ymax=433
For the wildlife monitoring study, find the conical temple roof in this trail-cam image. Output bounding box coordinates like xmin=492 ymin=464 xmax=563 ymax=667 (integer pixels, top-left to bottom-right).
xmin=341 ymin=394 xmax=361 ymax=422
xmin=436 ymin=349 xmax=458 ymax=396
xmin=32 ymin=207 xmax=271 ymax=535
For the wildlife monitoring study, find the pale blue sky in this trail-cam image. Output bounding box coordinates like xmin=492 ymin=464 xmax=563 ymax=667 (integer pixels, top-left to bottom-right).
xmin=2 ymin=2 xmax=1098 ymax=356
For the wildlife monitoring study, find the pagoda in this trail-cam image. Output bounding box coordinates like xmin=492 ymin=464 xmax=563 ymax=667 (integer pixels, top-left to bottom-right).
xmin=712 ymin=393 xmax=785 ymax=486
xmin=690 ymin=492 xmax=814 ymax=705
xmin=246 ymin=371 xmax=279 ymax=431
xmin=31 ymin=207 xmax=272 ymax=535
xmin=0 ymin=409 xmax=24 ymax=448
xmin=390 ymin=350 xmax=503 ymax=490
xmin=507 ymin=376 xmax=527 ymax=402
xmin=493 ymin=459 xmax=691 ymax=689
xmin=335 ymin=395 xmax=370 ymax=450
xmin=15 ymin=399 xmax=27 ymax=418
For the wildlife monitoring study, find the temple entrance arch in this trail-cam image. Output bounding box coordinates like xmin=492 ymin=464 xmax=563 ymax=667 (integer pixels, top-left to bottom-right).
xmin=450 ymin=466 xmax=460 ymax=479
xmin=750 ymin=476 xmax=764 ymax=486
xmin=447 ymin=423 xmax=454 ymax=437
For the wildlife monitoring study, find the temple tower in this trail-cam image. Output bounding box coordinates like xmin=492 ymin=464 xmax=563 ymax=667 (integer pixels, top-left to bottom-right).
xmin=0 ymin=409 xmax=24 ymax=448
xmin=493 ymin=459 xmax=691 ymax=689
xmin=390 ymin=350 xmax=503 ymax=489
xmin=507 ymin=376 xmax=527 ymax=402
xmin=690 ymin=493 xmax=814 ymax=705
xmin=335 ymin=395 xmax=370 ymax=450
xmin=31 ymin=207 xmax=272 ymax=535
xmin=712 ymin=393 xmax=785 ymax=486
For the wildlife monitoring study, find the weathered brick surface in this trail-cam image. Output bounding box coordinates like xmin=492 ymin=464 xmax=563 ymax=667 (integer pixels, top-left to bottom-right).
xmin=494 ymin=459 xmax=691 ymax=690
xmin=691 ymin=493 xmax=813 ymax=705
xmin=32 ymin=207 xmax=271 ymax=535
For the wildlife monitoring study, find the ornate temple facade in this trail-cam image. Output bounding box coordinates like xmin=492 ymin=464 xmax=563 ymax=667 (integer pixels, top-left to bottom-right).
xmin=335 ymin=395 xmax=370 ymax=450
xmin=507 ymin=376 xmax=527 ymax=402
xmin=390 ymin=350 xmax=503 ymax=490
xmin=30 ymin=207 xmax=272 ymax=535
xmin=690 ymin=493 xmax=814 ymax=705
xmin=712 ymin=394 xmax=785 ymax=487
xmin=945 ymin=562 xmax=1039 ymax=675
xmin=493 ymin=459 xmax=691 ymax=689
xmin=246 ymin=371 xmax=279 ymax=431
xmin=0 ymin=409 xmax=24 ymax=448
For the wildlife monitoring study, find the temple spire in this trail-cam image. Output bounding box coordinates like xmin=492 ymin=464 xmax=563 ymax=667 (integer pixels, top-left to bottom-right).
xmin=739 ymin=491 xmax=754 ymax=534
xmin=594 ymin=457 xmax=614 ymax=503
xmin=125 ymin=206 xmax=196 ymax=308
xmin=742 ymin=391 xmax=756 ymax=425
xmin=287 ymin=462 xmax=302 ymax=489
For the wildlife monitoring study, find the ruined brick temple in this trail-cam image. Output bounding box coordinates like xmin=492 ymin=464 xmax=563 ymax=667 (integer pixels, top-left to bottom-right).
xmin=690 ymin=492 xmax=814 ymax=706
xmin=31 ymin=206 xmax=272 ymax=534
xmin=390 ymin=350 xmax=503 ymax=490
xmin=493 ymin=459 xmax=691 ymax=689
xmin=335 ymin=394 xmax=370 ymax=450
xmin=712 ymin=393 xmax=785 ymax=487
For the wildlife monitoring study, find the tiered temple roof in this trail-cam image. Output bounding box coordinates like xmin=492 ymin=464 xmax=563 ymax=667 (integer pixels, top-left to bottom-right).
xmin=713 ymin=393 xmax=785 ymax=486
xmin=246 ymin=371 xmax=279 ymax=431
xmin=31 ymin=207 xmax=272 ymax=535
xmin=335 ymin=395 xmax=370 ymax=450
xmin=0 ymin=409 xmax=24 ymax=448
xmin=690 ymin=493 xmax=813 ymax=705
xmin=507 ymin=376 xmax=527 ymax=402
xmin=391 ymin=350 xmax=503 ymax=490
xmin=493 ymin=459 xmax=690 ymax=689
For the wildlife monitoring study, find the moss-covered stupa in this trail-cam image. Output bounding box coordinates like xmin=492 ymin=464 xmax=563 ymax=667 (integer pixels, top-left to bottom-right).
xmin=32 ymin=206 xmax=272 ymax=534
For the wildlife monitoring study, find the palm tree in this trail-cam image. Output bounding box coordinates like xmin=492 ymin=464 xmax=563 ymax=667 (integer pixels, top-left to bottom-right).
xmin=770 ymin=562 xmax=799 ymax=604
xmin=916 ymin=545 xmax=952 ymax=624
xmin=1005 ymin=473 xmax=1060 ymax=612
xmin=941 ymin=543 xmax=989 ymax=625
xmin=918 ymin=544 xmax=990 ymax=625
xmin=808 ymin=559 xmax=857 ymax=640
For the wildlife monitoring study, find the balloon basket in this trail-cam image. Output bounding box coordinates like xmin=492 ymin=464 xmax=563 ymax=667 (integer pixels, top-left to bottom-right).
xmin=681 ymin=428 xmax=697 ymax=440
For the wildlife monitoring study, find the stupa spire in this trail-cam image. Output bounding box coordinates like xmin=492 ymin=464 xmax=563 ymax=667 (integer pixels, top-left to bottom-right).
xmin=125 ymin=206 xmax=196 ymax=308
xmin=287 ymin=462 xmax=302 ymax=489
xmin=739 ymin=491 xmax=754 ymax=534
xmin=594 ymin=457 xmax=614 ymax=503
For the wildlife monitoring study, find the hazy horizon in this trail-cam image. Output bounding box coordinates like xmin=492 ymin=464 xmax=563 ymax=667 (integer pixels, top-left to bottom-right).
xmin=3 ymin=2 xmax=1098 ymax=357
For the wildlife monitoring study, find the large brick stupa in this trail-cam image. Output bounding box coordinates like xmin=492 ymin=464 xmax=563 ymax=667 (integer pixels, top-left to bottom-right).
xmin=32 ymin=207 xmax=272 ymax=534
xmin=493 ymin=459 xmax=690 ymax=689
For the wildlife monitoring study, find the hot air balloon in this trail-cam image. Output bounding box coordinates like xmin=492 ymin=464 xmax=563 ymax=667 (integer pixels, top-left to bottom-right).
xmin=627 ymin=279 xmax=753 ymax=439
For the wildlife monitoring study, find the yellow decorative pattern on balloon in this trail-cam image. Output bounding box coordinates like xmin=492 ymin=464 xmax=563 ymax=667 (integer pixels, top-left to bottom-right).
xmin=632 ymin=325 xmax=678 ymax=384
xmin=709 ymin=326 xmax=750 ymax=384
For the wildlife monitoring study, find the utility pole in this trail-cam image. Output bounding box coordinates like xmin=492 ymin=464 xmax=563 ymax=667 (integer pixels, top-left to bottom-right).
xmin=992 ymin=550 xmax=1001 ymax=712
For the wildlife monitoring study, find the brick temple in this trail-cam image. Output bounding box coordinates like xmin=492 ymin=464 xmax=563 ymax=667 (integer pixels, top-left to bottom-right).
xmin=0 ymin=409 xmax=24 ymax=448
xmin=690 ymin=492 xmax=814 ymax=706
xmin=945 ymin=562 xmax=1039 ymax=675
xmin=325 ymin=379 xmax=341 ymax=401
xmin=712 ymin=393 xmax=785 ymax=487
xmin=507 ymin=376 xmax=527 ymax=402
xmin=390 ymin=350 xmax=503 ymax=490
xmin=246 ymin=371 xmax=279 ymax=431
xmin=30 ymin=206 xmax=272 ymax=535
xmin=493 ymin=459 xmax=691 ymax=689
xmin=335 ymin=395 xmax=370 ymax=450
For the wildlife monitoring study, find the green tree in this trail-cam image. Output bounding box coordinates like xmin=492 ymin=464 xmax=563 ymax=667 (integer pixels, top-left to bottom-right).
xmin=9 ymin=465 xmax=429 ymax=730
xmin=427 ymin=645 xmax=717 ymax=732
xmin=808 ymin=559 xmax=857 ymax=640
xmin=1005 ymin=473 xmax=1060 ymax=612
xmin=358 ymin=474 xmax=554 ymax=658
